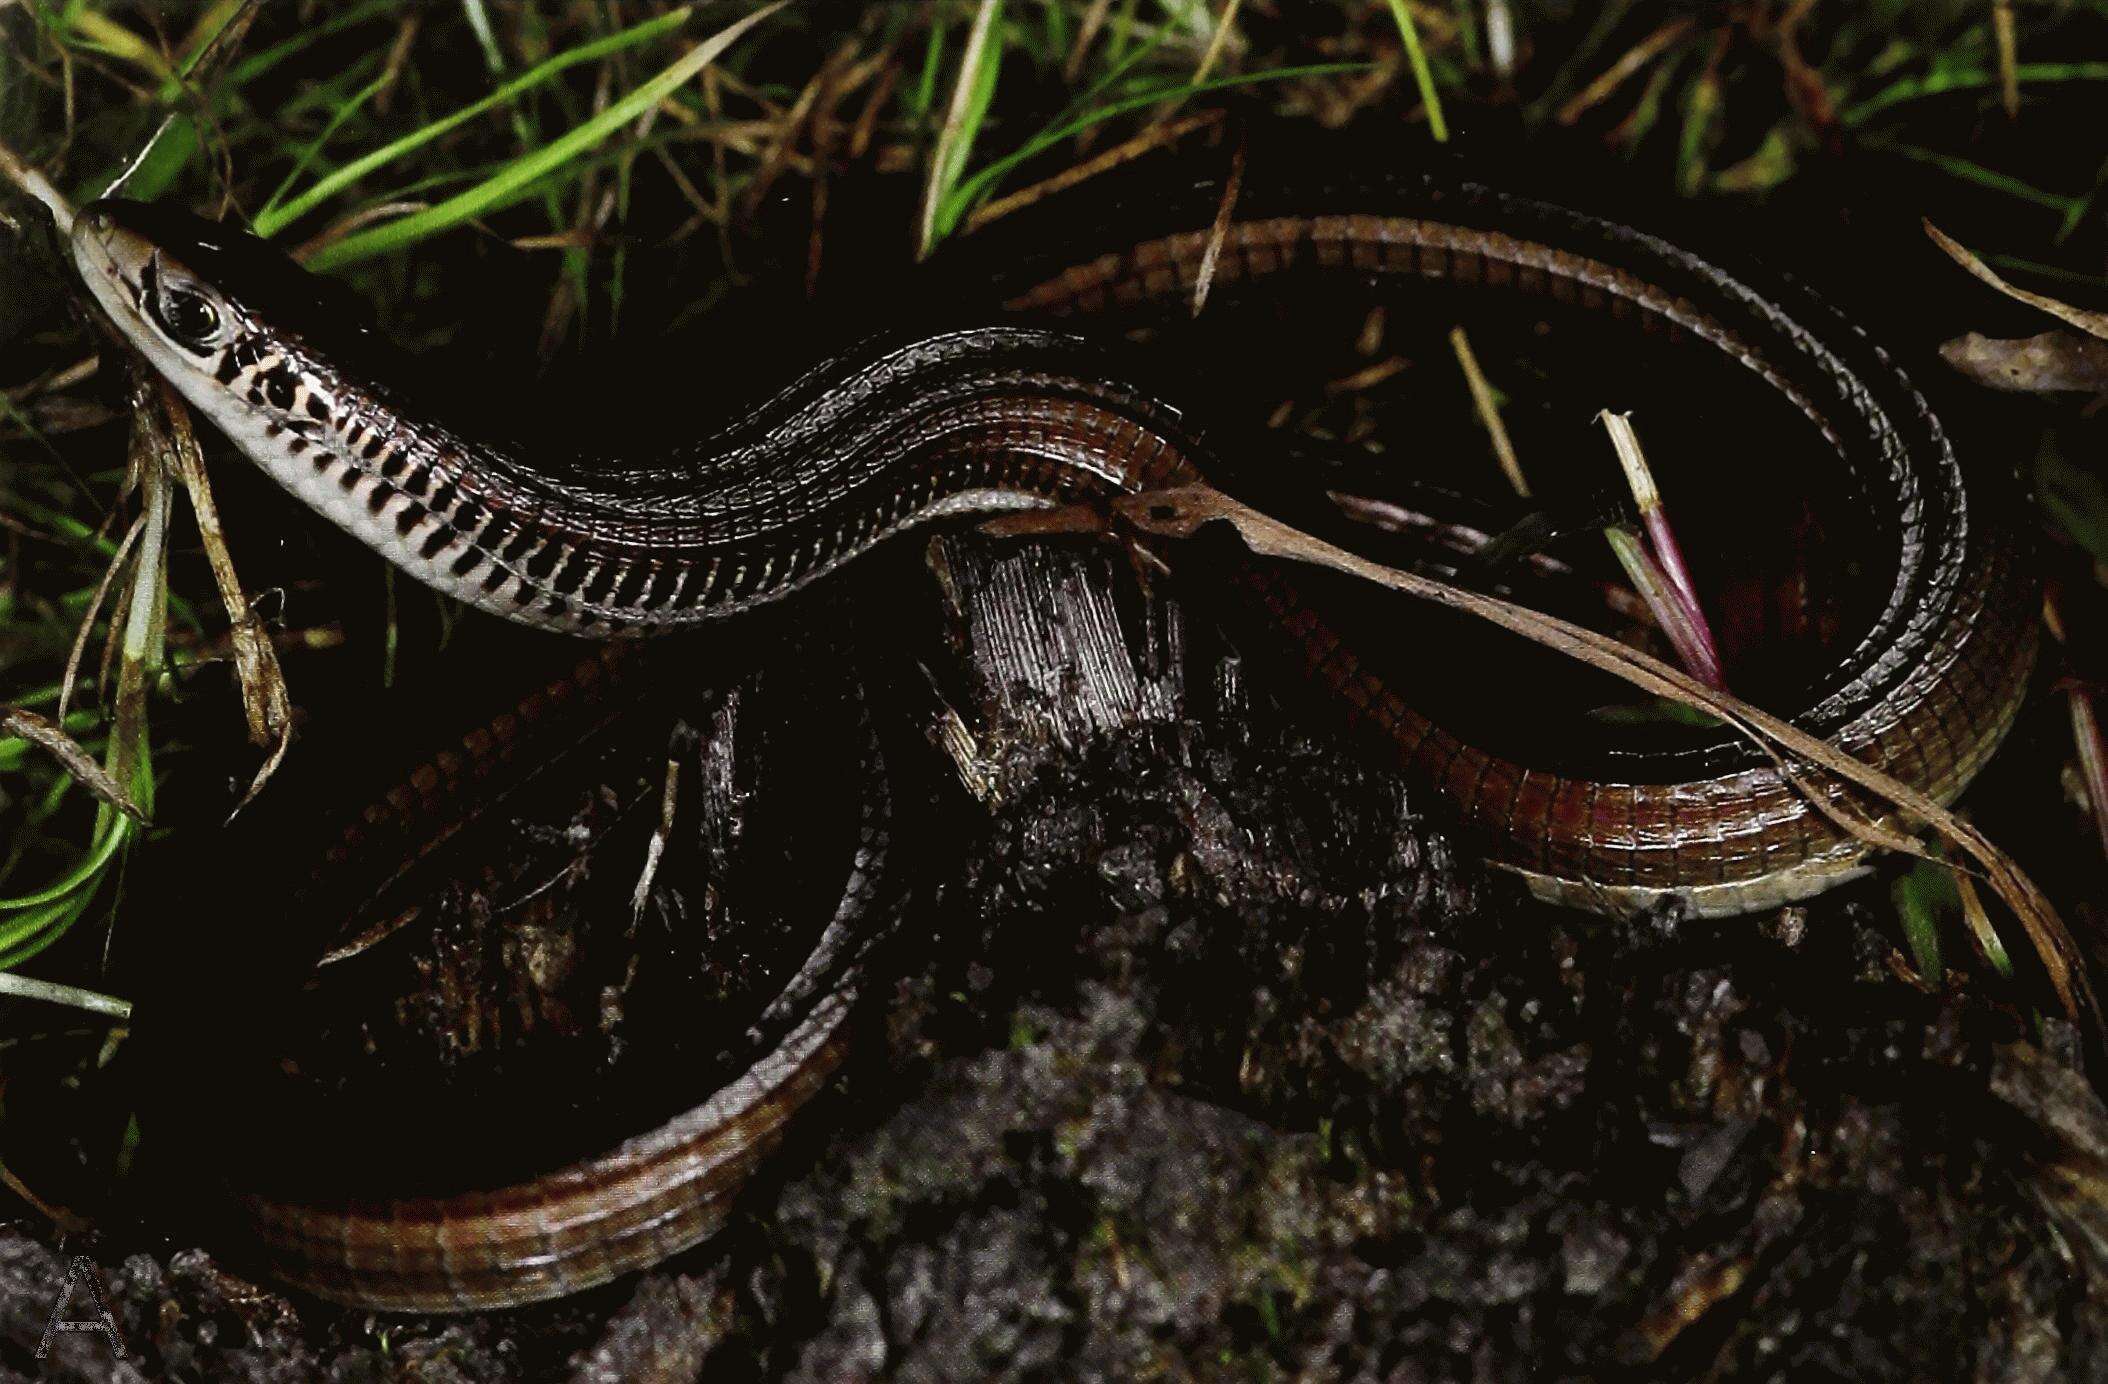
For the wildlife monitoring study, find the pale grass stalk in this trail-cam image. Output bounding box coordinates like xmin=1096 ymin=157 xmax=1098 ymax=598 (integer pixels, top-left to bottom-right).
xmin=1450 ymin=326 xmax=1528 ymax=498
xmin=918 ymin=0 xmax=1002 ymax=259
xmin=1597 ymin=410 xmax=1724 ymax=683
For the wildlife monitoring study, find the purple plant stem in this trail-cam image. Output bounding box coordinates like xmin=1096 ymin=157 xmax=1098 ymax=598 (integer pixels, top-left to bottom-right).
xmin=1603 ymin=524 xmax=1726 ymax=689
xmin=1597 ymin=411 xmax=1727 ymax=686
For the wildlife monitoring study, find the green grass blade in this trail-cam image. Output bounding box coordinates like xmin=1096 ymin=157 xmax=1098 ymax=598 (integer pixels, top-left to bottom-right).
xmin=1055 ymin=1 xmax=1190 ymax=126
xmin=919 ymin=0 xmax=1007 ymax=259
xmin=1384 ymin=0 xmax=1450 ymax=141
xmin=1986 ymin=253 xmax=2108 ymax=291
xmin=909 ymin=9 xmax=949 ymax=121
xmin=2038 ymin=444 xmax=2108 ymax=565
xmin=1875 ymin=140 xmax=2080 ymax=213
xmin=255 ymin=68 xmax=394 ymax=228
xmin=461 ymin=0 xmax=506 ymax=72
xmin=253 ymin=3 xmax=700 ymax=238
xmin=1892 ymin=859 xmax=1951 ymax=978
xmin=0 ymin=813 xmax=131 ymax=913
xmin=936 ymin=62 xmax=1365 ymax=238
xmin=222 ymin=0 xmax=402 ymax=87
xmin=302 ymin=2 xmax=784 ymax=271
xmin=0 ymin=893 xmax=100 ymax=970
xmin=1842 ymin=60 xmax=2108 ymax=126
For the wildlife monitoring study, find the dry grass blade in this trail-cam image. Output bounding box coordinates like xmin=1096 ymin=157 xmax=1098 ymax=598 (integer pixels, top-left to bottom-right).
xmin=2069 ymin=686 xmax=2108 ymax=867
xmin=57 ymin=514 xmax=145 ymax=724
xmin=1953 ymin=864 xmax=2015 ymax=978
xmin=3 ymin=356 xmax=100 ymax=409
xmin=180 ymin=0 xmax=268 ymax=92
xmin=317 ymin=905 xmax=423 ymax=968
xmin=629 ymin=756 xmax=683 ymax=926
xmin=152 ymin=377 xmax=292 ymax=809
xmin=964 ymin=109 xmax=1223 ymax=232
xmin=1926 ymin=221 xmax=2108 ymax=340
xmin=1189 ymin=132 xmax=1245 ymax=317
xmin=1191 ymin=0 xmax=1243 ymax=90
xmin=1449 ymin=325 xmax=1528 ymax=498
xmin=1994 ymin=0 xmax=2021 ymax=119
xmin=1555 ymin=16 xmax=1696 ymax=126
xmin=743 ymin=39 xmax=846 ymax=217
xmin=1114 ymin=484 xmax=2094 ymax=1022
xmin=0 ymin=1161 xmax=87 ymax=1232
xmin=109 ymin=389 xmax=174 ymax=814
xmin=0 ymin=709 xmax=146 ymax=823
xmin=1064 ymin=0 xmax=1117 ymax=82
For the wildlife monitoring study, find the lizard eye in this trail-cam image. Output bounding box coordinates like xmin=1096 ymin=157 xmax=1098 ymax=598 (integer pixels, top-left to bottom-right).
xmin=152 ymin=287 xmax=222 ymax=346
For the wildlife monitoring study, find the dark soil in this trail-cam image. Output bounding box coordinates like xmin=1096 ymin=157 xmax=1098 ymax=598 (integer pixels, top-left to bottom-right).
xmin=8 ymin=537 xmax=2106 ymax=1382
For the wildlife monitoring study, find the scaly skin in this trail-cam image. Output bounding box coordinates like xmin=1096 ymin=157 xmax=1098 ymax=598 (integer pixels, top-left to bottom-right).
xmin=77 ymin=162 xmax=2032 ymax=1309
